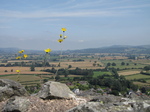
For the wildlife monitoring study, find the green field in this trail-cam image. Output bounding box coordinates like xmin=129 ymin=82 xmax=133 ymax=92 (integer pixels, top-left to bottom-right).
xmin=0 ymin=74 xmax=53 ymax=86
xmin=93 ymin=71 xmax=112 ymax=77
xmin=125 ymin=74 xmax=150 ymax=80
xmin=101 ymin=59 xmax=146 ymax=69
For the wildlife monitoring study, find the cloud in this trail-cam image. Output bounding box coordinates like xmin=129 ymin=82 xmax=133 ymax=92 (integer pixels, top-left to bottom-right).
xmin=109 ymin=4 xmax=150 ymax=10
xmin=0 ymin=9 xmax=130 ymax=19
xmin=78 ymin=40 xmax=84 ymax=43
xmin=0 ymin=0 xmax=149 ymax=19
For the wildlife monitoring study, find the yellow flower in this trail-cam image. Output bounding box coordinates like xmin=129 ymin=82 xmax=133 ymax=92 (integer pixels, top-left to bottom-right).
xmin=58 ymin=39 xmax=63 ymax=43
xmin=16 ymin=56 xmax=21 ymax=59
xmin=44 ymin=48 xmax=52 ymax=53
xmin=63 ymin=36 xmax=67 ymax=39
xmin=60 ymin=34 xmax=62 ymax=38
xmin=16 ymin=70 xmax=20 ymax=73
xmin=23 ymin=54 xmax=28 ymax=59
xmin=61 ymin=28 xmax=67 ymax=32
xmin=19 ymin=50 xmax=24 ymax=54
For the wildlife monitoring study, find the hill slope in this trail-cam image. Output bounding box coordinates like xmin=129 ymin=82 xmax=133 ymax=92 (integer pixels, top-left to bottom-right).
xmin=68 ymin=45 xmax=150 ymax=54
xmin=0 ymin=45 xmax=150 ymax=54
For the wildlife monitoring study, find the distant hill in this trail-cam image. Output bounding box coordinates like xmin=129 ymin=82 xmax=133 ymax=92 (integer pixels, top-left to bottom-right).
xmin=67 ymin=45 xmax=150 ymax=54
xmin=0 ymin=48 xmax=43 ymax=54
xmin=0 ymin=45 xmax=150 ymax=54
xmin=0 ymin=48 xmax=19 ymax=54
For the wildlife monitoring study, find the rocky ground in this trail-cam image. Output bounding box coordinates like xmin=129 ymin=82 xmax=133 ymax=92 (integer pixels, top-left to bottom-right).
xmin=0 ymin=79 xmax=150 ymax=112
xmin=0 ymin=96 xmax=87 ymax=112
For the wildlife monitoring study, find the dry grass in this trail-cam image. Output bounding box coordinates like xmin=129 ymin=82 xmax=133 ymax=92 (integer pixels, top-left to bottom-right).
xmin=51 ymin=61 xmax=104 ymax=69
xmin=100 ymin=56 xmax=128 ymax=60
xmin=133 ymin=82 xmax=150 ymax=86
xmin=118 ymin=70 xmax=141 ymax=76
xmin=132 ymin=59 xmax=150 ymax=65
xmin=0 ymin=75 xmax=40 ymax=82
xmin=0 ymin=67 xmax=52 ymax=75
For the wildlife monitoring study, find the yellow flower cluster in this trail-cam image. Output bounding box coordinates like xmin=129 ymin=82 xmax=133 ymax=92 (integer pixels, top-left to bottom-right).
xmin=16 ymin=70 xmax=20 ymax=73
xmin=58 ymin=28 xmax=67 ymax=43
xmin=61 ymin=28 xmax=67 ymax=32
xmin=16 ymin=50 xmax=28 ymax=59
xmin=18 ymin=50 xmax=24 ymax=54
xmin=44 ymin=48 xmax=52 ymax=53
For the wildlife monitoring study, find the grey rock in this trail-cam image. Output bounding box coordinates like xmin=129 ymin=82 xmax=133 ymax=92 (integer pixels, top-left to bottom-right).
xmin=66 ymin=102 xmax=107 ymax=112
xmin=66 ymin=102 xmax=134 ymax=112
xmin=2 ymin=96 xmax=31 ymax=112
xmin=0 ymin=79 xmax=29 ymax=102
xmin=38 ymin=81 xmax=75 ymax=99
xmin=90 ymin=94 xmax=122 ymax=104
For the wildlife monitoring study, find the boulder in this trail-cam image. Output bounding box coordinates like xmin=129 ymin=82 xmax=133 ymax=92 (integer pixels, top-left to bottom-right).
xmin=90 ymin=94 xmax=122 ymax=104
xmin=2 ymin=96 xmax=31 ymax=112
xmin=0 ymin=79 xmax=29 ymax=101
xmin=66 ymin=102 xmax=107 ymax=112
xmin=66 ymin=102 xmax=134 ymax=112
xmin=38 ymin=81 xmax=75 ymax=99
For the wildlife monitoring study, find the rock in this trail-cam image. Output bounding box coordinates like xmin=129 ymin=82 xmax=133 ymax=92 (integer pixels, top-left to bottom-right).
xmin=66 ymin=102 xmax=107 ymax=112
xmin=2 ymin=96 xmax=31 ymax=112
xmin=38 ymin=81 xmax=75 ymax=99
xmin=120 ymin=98 xmax=150 ymax=112
xmin=90 ymin=94 xmax=122 ymax=104
xmin=66 ymin=102 xmax=134 ymax=112
xmin=73 ymin=89 xmax=80 ymax=95
xmin=0 ymin=79 xmax=29 ymax=101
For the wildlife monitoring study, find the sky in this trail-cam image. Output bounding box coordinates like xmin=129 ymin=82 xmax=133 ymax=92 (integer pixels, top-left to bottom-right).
xmin=0 ymin=0 xmax=150 ymax=50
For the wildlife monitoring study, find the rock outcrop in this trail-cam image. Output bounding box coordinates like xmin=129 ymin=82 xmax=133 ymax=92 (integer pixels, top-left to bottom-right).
xmin=38 ymin=81 xmax=75 ymax=99
xmin=2 ymin=96 xmax=31 ymax=112
xmin=67 ymin=95 xmax=150 ymax=112
xmin=0 ymin=79 xmax=150 ymax=112
xmin=0 ymin=79 xmax=29 ymax=101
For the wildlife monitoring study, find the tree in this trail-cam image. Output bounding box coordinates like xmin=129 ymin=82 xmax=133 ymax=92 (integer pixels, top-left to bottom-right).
xmin=45 ymin=62 xmax=50 ymax=67
xmin=43 ymin=79 xmax=48 ymax=83
xmin=107 ymin=62 xmax=111 ymax=66
xmin=51 ymin=67 xmax=56 ymax=73
xmin=5 ymin=63 xmax=12 ymax=67
xmin=111 ymin=68 xmax=119 ymax=79
xmin=11 ymin=69 xmax=13 ymax=72
xmin=93 ymin=63 xmax=96 ymax=67
xmin=112 ymin=62 xmax=116 ymax=66
xmin=64 ymin=70 xmax=69 ymax=77
xmin=68 ymin=65 xmax=72 ymax=69
xmin=143 ymin=65 xmax=150 ymax=71
xmin=30 ymin=65 xmax=35 ymax=71
xmin=58 ymin=63 xmax=60 ymax=67
xmin=121 ymin=62 xmax=125 ymax=66
xmin=55 ymin=75 xmax=60 ymax=81
xmin=140 ymin=87 xmax=146 ymax=93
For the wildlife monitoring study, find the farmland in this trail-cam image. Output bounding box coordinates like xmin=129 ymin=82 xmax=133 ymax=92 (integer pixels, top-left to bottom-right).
xmin=0 ymin=52 xmax=150 ymax=88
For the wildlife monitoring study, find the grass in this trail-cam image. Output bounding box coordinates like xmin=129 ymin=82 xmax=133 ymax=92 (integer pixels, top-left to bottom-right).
xmin=118 ymin=70 xmax=141 ymax=76
xmin=125 ymin=74 xmax=150 ymax=80
xmin=0 ymin=74 xmax=51 ymax=86
xmin=1 ymin=58 xmax=150 ymax=87
xmin=93 ymin=71 xmax=112 ymax=77
xmin=101 ymin=59 xmax=146 ymax=69
xmin=133 ymin=82 xmax=150 ymax=86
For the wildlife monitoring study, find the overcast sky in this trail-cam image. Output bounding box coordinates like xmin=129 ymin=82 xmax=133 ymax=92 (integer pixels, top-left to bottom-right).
xmin=0 ymin=0 xmax=150 ymax=50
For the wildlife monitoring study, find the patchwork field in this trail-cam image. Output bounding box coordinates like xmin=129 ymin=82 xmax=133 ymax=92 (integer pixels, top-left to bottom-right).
xmin=93 ymin=71 xmax=112 ymax=77
xmin=125 ymin=74 xmax=150 ymax=80
xmin=118 ymin=70 xmax=141 ymax=76
xmin=0 ymin=67 xmax=52 ymax=75
xmin=51 ymin=61 xmax=104 ymax=69
xmin=0 ymin=55 xmax=150 ymax=87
